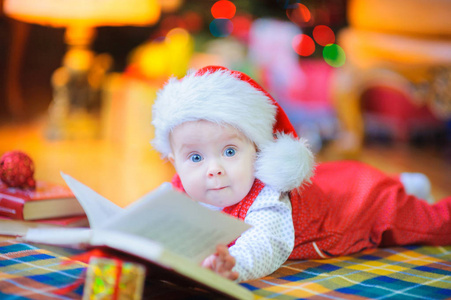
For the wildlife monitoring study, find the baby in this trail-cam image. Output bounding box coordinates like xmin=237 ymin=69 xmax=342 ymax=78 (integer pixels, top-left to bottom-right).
xmin=151 ymin=66 xmax=451 ymax=282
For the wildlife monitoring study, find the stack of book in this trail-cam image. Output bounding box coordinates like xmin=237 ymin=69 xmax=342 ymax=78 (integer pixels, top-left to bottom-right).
xmin=0 ymin=180 xmax=89 ymax=236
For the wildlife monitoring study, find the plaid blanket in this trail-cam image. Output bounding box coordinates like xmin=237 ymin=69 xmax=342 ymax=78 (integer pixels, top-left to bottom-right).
xmin=1 ymin=240 xmax=450 ymax=299
xmin=244 ymin=246 xmax=451 ymax=299
xmin=0 ymin=240 xmax=86 ymax=299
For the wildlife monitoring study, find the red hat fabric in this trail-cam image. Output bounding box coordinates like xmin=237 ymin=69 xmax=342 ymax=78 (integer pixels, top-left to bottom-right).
xmin=195 ymin=65 xmax=298 ymax=139
xmin=152 ymin=66 xmax=314 ymax=192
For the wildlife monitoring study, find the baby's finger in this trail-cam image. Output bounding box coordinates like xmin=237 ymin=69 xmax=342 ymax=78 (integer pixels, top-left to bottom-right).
xmin=214 ymin=256 xmax=227 ymax=273
xmin=216 ymin=244 xmax=228 ymax=257
xmin=223 ymin=254 xmax=235 ymax=271
xmin=214 ymin=246 xmax=227 ymax=269
xmin=224 ymin=270 xmax=239 ymax=281
xmin=201 ymin=254 xmax=216 ymax=269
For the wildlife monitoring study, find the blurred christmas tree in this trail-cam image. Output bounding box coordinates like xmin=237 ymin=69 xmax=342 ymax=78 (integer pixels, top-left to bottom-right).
xmin=165 ymin=0 xmax=348 ymax=59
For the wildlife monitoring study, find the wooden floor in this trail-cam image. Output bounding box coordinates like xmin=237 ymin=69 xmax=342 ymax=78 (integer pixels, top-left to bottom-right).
xmin=0 ymin=119 xmax=450 ymax=206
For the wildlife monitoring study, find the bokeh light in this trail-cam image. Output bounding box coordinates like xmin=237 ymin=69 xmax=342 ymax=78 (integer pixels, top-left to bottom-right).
xmin=137 ymin=41 xmax=168 ymax=78
xmin=210 ymin=18 xmax=233 ymax=37
xmin=129 ymin=26 xmax=193 ymax=80
xmin=165 ymin=28 xmax=193 ymax=77
xmin=231 ymin=14 xmax=252 ymax=41
xmin=286 ymin=3 xmax=311 ymax=27
xmin=292 ymin=34 xmax=315 ymax=56
xmin=165 ymin=27 xmax=190 ymax=45
xmin=183 ymin=11 xmax=203 ymax=33
xmin=313 ymin=25 xmax=335 ymax=46
xmin=211 ymin=0 xmax=236 ymax=19
xmin=159 ymin=15 xmax=185 ymax=33
xmin=323 ymin=44 xmax=346 ymax=67
xmin=158 ymin=0 xmax=183 ymax=13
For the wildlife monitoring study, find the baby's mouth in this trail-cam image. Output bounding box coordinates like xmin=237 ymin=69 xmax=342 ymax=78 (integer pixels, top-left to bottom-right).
xmin=209 ymin=186 xmax=227 ymax=191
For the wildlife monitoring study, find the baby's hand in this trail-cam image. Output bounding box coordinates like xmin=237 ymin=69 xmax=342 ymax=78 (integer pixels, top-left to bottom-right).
xmin=202 ymin=245 xmax=239 ymax=281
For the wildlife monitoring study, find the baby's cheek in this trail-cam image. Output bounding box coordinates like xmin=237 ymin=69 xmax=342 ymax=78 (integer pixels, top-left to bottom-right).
xmin=183 ymin=181 xmax=203 ymax=202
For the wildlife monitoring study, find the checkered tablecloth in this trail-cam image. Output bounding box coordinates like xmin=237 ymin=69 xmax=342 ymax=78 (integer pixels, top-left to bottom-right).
xmin=1 ymin=240 xmax=451 ymax=299
xmin=243 ymin=245 xmax=451 ymax=299
xmin=0 ymin=240 xmax=86 ymax=299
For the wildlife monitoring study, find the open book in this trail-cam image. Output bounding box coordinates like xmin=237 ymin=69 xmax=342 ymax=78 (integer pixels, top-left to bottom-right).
xmin=23 ymin=173 xmax=253 ymax=299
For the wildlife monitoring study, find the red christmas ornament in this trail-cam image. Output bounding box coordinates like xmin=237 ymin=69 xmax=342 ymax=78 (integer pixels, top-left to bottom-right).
xmin=0 ymin=151 xmax=36 ymax=189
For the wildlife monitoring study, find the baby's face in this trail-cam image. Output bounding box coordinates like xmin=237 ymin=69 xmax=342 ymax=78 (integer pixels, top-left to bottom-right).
xmin=169 ymin=120 xmax=256 ymax=207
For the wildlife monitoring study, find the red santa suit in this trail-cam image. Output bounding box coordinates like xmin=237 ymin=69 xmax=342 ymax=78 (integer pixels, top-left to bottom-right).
xmin=225 ymin=160 xmax=451 ymax=259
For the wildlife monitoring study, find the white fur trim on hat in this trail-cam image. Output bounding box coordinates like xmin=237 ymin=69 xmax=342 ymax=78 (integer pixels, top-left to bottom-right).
xmin=255 ymin=133 xmax=314 ymax=192
xmin=152 ymin=69 xmax=276 ymax=157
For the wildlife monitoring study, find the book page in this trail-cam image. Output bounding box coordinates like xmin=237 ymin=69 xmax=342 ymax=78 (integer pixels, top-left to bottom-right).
xmin=24 ymin=227 xmax=92 ymax=246
xmin=90 ymin=229 xmax=163 ymax=261
xmin=101 ymin=183 xmax=251 ymax=264
xmin=61 ymin=173 xmax=122 ymax=229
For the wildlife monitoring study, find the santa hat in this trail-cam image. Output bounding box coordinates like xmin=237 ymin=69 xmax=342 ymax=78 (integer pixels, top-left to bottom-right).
xmin=152 ymin=65 xmax=314 ymax=192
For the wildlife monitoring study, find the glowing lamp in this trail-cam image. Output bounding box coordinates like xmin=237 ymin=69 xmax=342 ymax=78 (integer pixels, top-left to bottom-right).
xmin=3 ymin=0 xmax=161 ymax=139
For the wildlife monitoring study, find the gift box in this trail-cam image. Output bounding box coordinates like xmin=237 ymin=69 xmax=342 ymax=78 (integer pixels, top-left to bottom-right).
xmin=83 ymin=257 xmax=146 ymax=300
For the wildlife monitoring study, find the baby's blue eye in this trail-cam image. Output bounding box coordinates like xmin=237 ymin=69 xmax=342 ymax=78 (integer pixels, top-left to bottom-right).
xmin=224 ymin=148 xmax=236 ymax=157
xmin=189 ymin=154 xmax=203 ymax=162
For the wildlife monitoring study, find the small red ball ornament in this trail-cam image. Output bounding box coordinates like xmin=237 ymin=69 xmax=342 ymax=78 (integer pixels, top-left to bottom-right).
xmin=0 ymin=151 xmax=36 ymax=189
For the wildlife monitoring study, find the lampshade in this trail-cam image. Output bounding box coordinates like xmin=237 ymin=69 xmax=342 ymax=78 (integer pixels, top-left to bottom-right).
xmin=3 ymin=0 xmax=161 ymax=27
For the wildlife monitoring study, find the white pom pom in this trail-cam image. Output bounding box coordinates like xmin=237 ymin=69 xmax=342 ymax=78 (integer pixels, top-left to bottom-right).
xmin=255 ymin=134 xmax=314 ymax=192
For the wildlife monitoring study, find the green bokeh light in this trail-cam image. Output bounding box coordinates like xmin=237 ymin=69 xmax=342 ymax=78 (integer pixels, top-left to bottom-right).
xmin=323 ymin=44 xmax=346 ymax=68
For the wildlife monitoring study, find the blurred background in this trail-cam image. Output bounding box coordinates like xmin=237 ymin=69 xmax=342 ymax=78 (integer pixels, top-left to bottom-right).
xmin=0 ymin=0 xmax=450 ymax=206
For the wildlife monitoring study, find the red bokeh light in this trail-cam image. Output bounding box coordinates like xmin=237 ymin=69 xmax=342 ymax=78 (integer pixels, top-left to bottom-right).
xmin=313 ymin=25 xmax=335 ymax=46
xmin=292 ymin=34 xmax=315 ymax=56
xmin=158 ymin=15 xmax=186 ymax=36
xmin=211 ymin=0 xmax=236 ymax=19
xmin=231 ymin=14 xmax=252 ymax=42
xmin=286 ymin=3 xmax=311 ymax=27
xmin=183 ymin=11 xmax=203 ymax=33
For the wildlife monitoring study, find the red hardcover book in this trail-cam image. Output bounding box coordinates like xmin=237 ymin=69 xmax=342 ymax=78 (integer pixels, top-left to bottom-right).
xmin=0 ymin=181 xmax=85 ymax=220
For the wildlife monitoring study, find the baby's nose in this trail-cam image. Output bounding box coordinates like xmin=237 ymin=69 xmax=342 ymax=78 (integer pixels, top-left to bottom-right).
xmin=208 ymin=170 xmax=222 ymax=177
xmin=207 ymin=162 xmax=224 ymax=177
